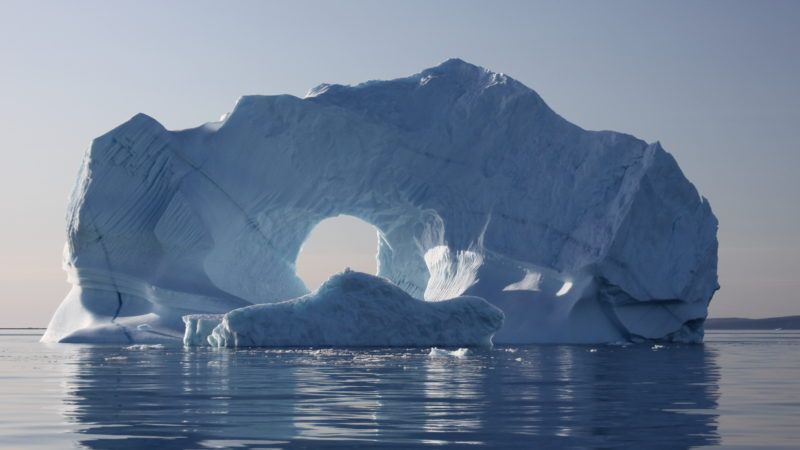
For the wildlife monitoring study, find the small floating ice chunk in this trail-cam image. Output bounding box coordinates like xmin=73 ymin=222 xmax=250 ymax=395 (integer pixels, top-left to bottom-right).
xmin=124 ymin=344 xmax=165 ymax=351
xmin=429 ymin=347 xmax=469 ymax=358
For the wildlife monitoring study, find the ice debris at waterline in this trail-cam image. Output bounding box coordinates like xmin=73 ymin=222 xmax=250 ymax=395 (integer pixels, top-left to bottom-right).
xmin=429 ymin=347 xmax=470 ymax=358
xmin=42 ymin=58 xmax=718 ymax=345
xmin=184 ymin=271 xmax=504 ymax=348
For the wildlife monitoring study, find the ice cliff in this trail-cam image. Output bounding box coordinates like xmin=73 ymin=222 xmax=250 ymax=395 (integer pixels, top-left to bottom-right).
xmin=184 ymin=270 xmax=504 ymax=348
xmin=42 ymin=58 xmax=718 ymax=345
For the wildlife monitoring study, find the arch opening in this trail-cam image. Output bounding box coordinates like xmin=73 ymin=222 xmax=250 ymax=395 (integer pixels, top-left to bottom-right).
xmin=295 ymin=215 xmax=381 ymax=291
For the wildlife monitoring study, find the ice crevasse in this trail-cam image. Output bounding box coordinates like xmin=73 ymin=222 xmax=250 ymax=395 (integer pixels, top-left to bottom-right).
xmin=42 ymin=59 xmax=718 ymax=345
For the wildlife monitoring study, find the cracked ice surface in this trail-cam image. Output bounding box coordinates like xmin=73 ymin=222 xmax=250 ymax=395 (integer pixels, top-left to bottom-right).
xmin=43 ymin=59 xmax=718 ymax=345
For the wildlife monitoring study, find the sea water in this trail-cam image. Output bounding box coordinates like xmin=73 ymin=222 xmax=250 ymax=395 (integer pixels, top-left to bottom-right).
xmin=0 ymin=330 xmax=798 ymax=449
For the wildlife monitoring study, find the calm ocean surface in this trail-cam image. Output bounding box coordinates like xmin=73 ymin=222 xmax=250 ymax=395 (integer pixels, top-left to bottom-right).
xmin=0 ymin=330 xmax=798 ymax=449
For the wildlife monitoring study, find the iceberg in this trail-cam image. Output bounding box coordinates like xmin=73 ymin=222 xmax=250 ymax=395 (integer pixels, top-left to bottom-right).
xmin=186 ymin=270 xmax=504 ymax=348
xmin=42 ymin=59 xmax=718 ymax=345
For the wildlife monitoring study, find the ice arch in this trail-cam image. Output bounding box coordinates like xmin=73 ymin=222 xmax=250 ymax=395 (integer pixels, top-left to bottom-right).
xmin=42 ymin=59 xmax=718 ymax=344
xmin=295 ymin=215 xmax=380 ymax=291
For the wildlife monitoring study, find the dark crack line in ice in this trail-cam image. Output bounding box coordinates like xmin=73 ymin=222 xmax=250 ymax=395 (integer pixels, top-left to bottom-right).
xmin=168 ymin=147 xmax=297 ymax=273
xmin=88 ymin=214 xmax=134 ymax=343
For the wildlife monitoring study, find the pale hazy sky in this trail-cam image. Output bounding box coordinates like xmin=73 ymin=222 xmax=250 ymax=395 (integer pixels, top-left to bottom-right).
xmin=1 ymin=0 xmax=798 ymax=326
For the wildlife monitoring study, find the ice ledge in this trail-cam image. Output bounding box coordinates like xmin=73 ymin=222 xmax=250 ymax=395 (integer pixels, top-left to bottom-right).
xmin=184 ymin=271 xmax=504 ymax=348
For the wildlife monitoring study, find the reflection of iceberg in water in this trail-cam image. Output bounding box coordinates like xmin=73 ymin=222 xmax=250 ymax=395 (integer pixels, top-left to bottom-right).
xmin=289 ymin=351 xmax=384 ymax=440
xmin=422 ymin=353 xmax=486 ymax=441
xmin=62 ymin=345 xmax=719 ymax=448
xmin=477 ymin=346 xmax=721 ymax=447
xmin=64 ymin=346 xmax=298 ymax=449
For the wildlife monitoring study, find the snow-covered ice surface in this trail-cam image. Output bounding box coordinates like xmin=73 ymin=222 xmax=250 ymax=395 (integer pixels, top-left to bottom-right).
xmin=192 ymin=270 xmax=503 ymax=348
xmin=43 ymin=58 xmax=718 ymax=345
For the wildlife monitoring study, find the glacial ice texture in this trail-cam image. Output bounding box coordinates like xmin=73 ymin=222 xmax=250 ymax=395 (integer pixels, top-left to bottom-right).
xmin=43 ymin=59 xmax=718 ymax=344
xmin=187 ymin=270 xmax=504 ymax=348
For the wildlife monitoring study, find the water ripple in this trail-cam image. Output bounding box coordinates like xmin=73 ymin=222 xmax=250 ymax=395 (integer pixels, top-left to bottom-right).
xmin=1 ymin=331 xmax=798 ymax=448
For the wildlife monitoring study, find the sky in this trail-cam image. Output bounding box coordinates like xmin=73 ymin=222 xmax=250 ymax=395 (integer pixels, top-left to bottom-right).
xmin=0 ymin=0 xmax=798 ymax=326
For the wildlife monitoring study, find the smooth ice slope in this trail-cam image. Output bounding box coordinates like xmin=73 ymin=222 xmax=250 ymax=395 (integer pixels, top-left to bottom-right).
xmin=43 ymin=59 xmax=718 ymax=344
xmin=188 ymin=270 xmax=504 ymax=348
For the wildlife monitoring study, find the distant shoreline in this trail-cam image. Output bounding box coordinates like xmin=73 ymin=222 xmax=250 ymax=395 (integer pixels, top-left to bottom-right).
xmin=704 ymin=315 xmax=800 ymax=330
xmin=0 ymin=327 xmax=45 ymax=330
xmin=3 ymin=316 xmax=800 ymax=331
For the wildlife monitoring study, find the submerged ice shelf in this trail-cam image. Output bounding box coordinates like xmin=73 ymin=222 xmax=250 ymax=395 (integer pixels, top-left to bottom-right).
xmin=184 ymin=270 xmax=504 ymax=348
xmin=43 ymin=58 xmax=718 ymax=345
